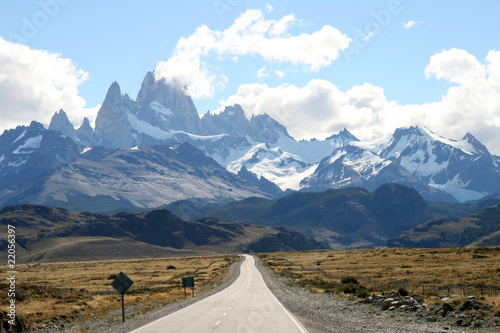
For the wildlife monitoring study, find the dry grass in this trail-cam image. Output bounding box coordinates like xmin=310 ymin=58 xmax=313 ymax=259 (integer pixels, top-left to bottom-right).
xmin=260 ymin=247 xmax=500 ymax=311
xmin=0 ymin=254 xmax=238 ymax=329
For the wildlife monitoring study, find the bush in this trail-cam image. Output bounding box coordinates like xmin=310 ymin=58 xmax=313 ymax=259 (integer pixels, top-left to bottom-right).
xmin=341 ymin=276 xmax=358 ymax=285
xmin=398 ymin=287 xmax=409 ymax=296
xmin=167 ymin=265 xmax=176 ymax=269
xmin=107 ymin=273 xmax=118 ymax=280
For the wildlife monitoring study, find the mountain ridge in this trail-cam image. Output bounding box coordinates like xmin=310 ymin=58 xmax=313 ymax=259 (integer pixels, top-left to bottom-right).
xmin=0 ymin=204 xmax=325 ymax=262
xmin=1 ymin=70 xmax=499 ymax=213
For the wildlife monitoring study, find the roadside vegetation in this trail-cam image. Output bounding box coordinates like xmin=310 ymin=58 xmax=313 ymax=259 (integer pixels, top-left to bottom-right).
xmin=0 ymin=255 xmax=238 ymax=330
xmin=260 ymin=248 xmax=500 ymax=313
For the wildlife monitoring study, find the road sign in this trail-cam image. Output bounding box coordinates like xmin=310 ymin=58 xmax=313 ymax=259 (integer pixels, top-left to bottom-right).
xmin=112 ymin=272 xmax=134 ymax=295
xmin=182 ymin=277 xmax=195 ymax=298
xmin=111 ymin=272 xmax=134 ymax=322
xmin=182 ymin=277 xmax=195 ymax=288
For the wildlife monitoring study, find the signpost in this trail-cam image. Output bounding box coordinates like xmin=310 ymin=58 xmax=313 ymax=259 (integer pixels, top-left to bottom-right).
xmin=182 ymin=276 xmax=195 ymax=299
xmin=111 ymin=272 xmax=134 ymax=322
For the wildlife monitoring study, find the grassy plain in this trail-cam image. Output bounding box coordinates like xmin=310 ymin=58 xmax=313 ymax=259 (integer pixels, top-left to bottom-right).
xmin=0 ymin=254 xmax=238 ymax=330
xmin=260 ymin=247 xmax=500 ymax=310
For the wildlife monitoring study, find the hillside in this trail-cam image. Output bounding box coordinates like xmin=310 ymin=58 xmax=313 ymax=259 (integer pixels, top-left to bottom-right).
xmin=167 ymin=183 xmax=434 ymax=249
xmin=0 ymin=205 xmax=324 ymax=262
xmin=388 ymin=204 xmax=500 ymax=248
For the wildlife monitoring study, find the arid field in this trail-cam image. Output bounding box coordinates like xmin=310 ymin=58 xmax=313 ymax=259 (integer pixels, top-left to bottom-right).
xmin=3 ymin=248 xmax=500 ymax=330
xmin=0 ymin=255 xmax=238 ymax=330
xmin=260 ymin=247 xmax=500 ymax=311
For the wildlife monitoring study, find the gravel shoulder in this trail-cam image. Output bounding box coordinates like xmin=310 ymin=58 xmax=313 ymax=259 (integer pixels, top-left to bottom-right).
xmin=254 ymin=255 xmax=499 ymax=333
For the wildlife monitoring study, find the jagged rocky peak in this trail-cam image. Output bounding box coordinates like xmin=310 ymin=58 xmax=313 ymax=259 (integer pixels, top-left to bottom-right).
xmin=463 ymin=132 xmax=490 ymax=155
xmin=76 ymin=118 xmax=100 ymax=147
xmin=201 ymin=104 xmax=252 ymax=137
xmin=249 ymin=113 xmax=292 ymax=143
xmin=325 ymin=128 xmax=359 ymax=146
xmin=77 ymin=117 xmax=92 ymax=131
xmin=94 ymin=81 xmax=135 ymax=148
xmin=104 ymin=81 xmax=123 ymax=106
xmin=338 ymin=128 xmax=358 ymax=140
xmin=134 ymin=71 xmax=203 ymax=134
xmin=49 ymin=109 xmax=76 ymax=135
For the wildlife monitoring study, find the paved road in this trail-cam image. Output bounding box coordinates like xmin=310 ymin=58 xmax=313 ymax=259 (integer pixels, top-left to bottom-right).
xmin=130 ymin=255 xmax=308 ymax=333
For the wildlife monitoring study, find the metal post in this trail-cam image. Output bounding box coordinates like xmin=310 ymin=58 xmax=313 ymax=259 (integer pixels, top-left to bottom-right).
xmin=184 ymin=287 xmax=187 ymax=299
xmin=192 ymin=287 xmax=194 ymax=297
xmin=122 ymin=294 xmax=125 ymax=322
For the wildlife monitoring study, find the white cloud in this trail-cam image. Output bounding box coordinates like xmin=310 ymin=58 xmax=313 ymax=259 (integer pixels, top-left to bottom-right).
xmin=266 ymin=4 xmax=274 ymax=13
xmin=257 ymin=66 xmax=269 ymax=79
xmin=403 ymin=20 xmax=418 ymax=29
xmin=0 ymin=38 xmax=91 ymax=133
xmin=154 ymin=9 xmax=351 ymax=99
xmin=275 ymin=70 xmax=286 ymax=78
xmin=425 ymin=48 xmax=486 ymax=84
xmin=218 ymin=48 xmax=500 ymax=155
xmin=218 ymin=80 xmax=397 ymax=141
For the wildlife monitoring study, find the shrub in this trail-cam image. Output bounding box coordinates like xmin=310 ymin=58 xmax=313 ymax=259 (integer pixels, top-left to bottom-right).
xmin=107 ymin=273 xmax=117 ymax=280
xmin=167 ymin=265 xmax=176 ymax=269
xmin=398 ymin=287 xmax=409 ymax=296
xmin=341 ymin=276 xmax=358 ymax=285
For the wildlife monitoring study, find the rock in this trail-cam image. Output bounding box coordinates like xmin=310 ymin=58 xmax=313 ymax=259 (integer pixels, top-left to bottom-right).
xmin=460 ymin=299 xmax=478 ymax=311
xmin=411 ymin=295 xmax=425 ymax=304
xmin=381 ymin=298 xmax=394 ymax=310
xmin=426 ymin=316 xmax=437 ymax=322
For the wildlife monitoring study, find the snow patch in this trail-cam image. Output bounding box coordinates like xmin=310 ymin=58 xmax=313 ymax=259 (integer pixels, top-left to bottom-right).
xmin=80 ymin=147 xmax=92 ymax=154
xmin=128 ymin=113 xmax=227 ymax=142
xmin=14 ymin=130 xmax=26 ymax=143
xmin=150 ymin=101 xmax=173 ymax=116
xmin=8 ymin=159 xmax=27 ymax=167
xmin=13 ymin=135 xmax=42 ymax=154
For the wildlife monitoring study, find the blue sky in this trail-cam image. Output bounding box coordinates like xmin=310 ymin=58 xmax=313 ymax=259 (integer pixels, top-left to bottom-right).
xmin=1 ymin=0 xmax=500 ymax=153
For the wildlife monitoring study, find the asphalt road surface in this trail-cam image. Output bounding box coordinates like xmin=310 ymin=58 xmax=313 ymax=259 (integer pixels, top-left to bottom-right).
xmin=130 ymin=254 xmax=308 ymax=333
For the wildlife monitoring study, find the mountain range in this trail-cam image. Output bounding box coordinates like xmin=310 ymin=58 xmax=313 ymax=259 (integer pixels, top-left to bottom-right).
xmin=1 ymin=70 xmax=499 ymax=213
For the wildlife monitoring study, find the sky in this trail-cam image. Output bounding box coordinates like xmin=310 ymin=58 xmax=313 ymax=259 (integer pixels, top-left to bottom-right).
xmin=1 ymin=0 xmax=500 ymax=154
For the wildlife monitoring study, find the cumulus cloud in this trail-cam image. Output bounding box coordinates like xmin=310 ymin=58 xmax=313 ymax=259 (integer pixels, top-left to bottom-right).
xmin=154 ymin=9 xmax=351 ymax=98
xmin=0 ymin=38 xmax=90 ymax=133
xmin=218 ymin=48 xmax=500 ymax=155
xmin=218 ymin=80 xmax=399 ymax=141
xmin=425 ymin=48 xmax=486 ymax=84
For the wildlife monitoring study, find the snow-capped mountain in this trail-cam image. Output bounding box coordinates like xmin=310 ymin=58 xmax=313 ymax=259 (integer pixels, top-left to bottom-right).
xmin=1 ymin=69 xmax=499 ymax=212
xmin=300 ymin=144 xmax=457 ymax=202
xmin=301 ymin=126 xmax=500 ymax=202
xmin=363 ymin=126 xmax=500 ymax=202
xmin=0 ymin=121 xmax=81 ymax=189
xmin=0 ymin=143 xmax=275 ymax=212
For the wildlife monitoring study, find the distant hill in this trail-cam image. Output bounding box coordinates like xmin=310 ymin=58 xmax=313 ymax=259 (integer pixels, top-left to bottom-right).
xmin=388 ymin=204 xmax=500 ymax=248
xmin=168 ymin=183 xmax=435 ymax=249
xmin=0 ymin=205 xmax=324 ymax=262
